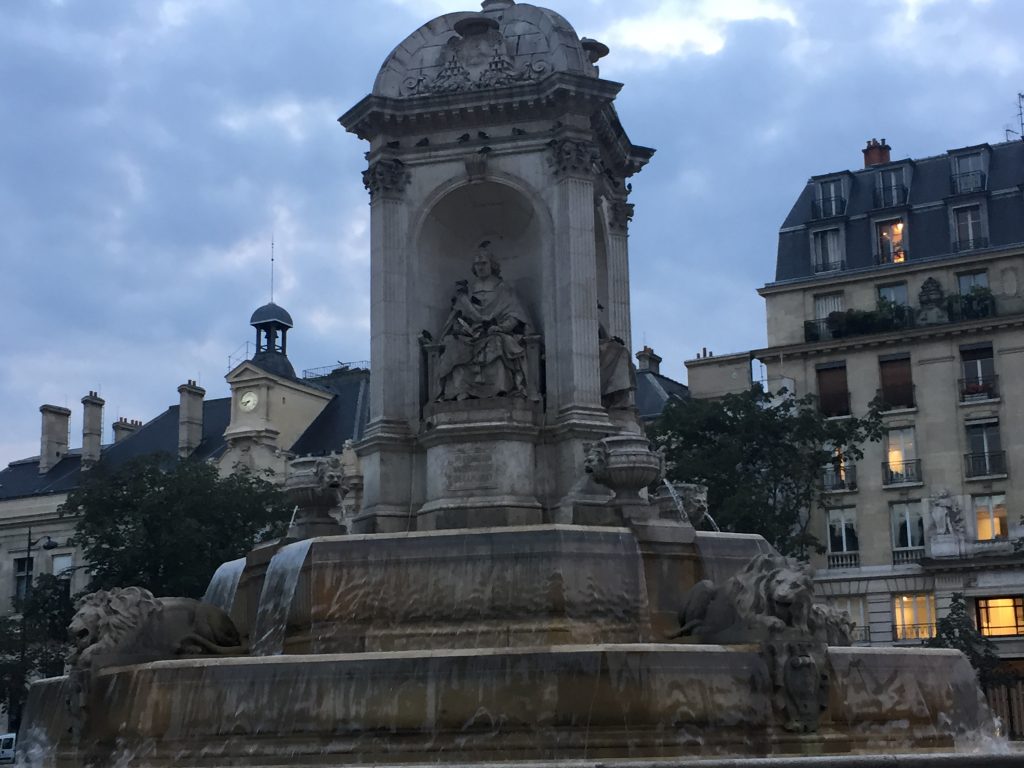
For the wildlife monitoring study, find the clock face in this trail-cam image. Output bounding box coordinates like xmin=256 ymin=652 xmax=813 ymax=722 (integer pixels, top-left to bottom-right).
xmin=239 ymin=391 xmax=259 ymax=412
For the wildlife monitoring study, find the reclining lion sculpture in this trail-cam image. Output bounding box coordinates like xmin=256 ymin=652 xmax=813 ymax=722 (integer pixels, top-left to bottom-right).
xmin=67 ymin=586 xmax=243 ymax=732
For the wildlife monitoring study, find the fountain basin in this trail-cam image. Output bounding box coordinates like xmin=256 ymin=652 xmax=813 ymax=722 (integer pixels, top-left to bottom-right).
xmin=20 ymin=644 xmax=995 ymax=766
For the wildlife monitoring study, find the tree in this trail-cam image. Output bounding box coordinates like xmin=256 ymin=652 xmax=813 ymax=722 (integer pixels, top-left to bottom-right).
xmin=0 ymin=575 xmax=76 ymax=731
xmin=927 ymin=593 xmax=1003 ymax=687
xmin=60 ymin=455 xmax=288 ymax=599
xmin=651 ymin=387 xmax=883 ymax=557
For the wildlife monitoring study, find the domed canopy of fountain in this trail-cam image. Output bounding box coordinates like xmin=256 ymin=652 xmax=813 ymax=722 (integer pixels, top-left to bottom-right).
xmin=372 ymin=1 xmax=605 ymax=99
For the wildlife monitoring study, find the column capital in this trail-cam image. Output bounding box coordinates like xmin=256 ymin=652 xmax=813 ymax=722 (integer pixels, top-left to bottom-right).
xmin=607 ymin=199 xmax=635 ymax=232
xmin=363 ymin=157 xmax=410 ymax=200
xmin=547 ymin=138 xmax=599 ymax=178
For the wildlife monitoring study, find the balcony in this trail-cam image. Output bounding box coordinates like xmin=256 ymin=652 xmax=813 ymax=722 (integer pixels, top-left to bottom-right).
xmin=892 ymin=546 xmax=925 ymax=566
xmin=953 ymin=235 xmax=990 ymax=253
xmin=850 ymin=625 xmax=871 ymax=644
xmin=959 ymin=375 xmax=998 ymax=402
xmin=965 ymin=451 xmax=1007 ymax=478
xmin=875 ymin=385 xmax=916 ymax=411
xmin=892 ymin=621 xmax=934 ymax=641
xmin=883 ymin=459 xmax=922 ymax=486
xmin=951 ymin=170 xmax=986 ymax=195
xmin=875 ymin=247 xmax=908 ymax=265
xmin=818 ymin=391 xmax=851 ymax=418
xmin=873 ymin=185 xmax=908 ymax=208
xmin=947 ymin=290 xmax=996 ymax=321
xmin=823 ymin=463 xmax=857 ymax=492
xmin=827 ymin=551 xmax=860 ymax=569
xmin=813 ymin=257 xmax=846 ymax=274
xmin=804 ymin=307 xmax=914 ymax=343
xmin=812 ymin=196 xmax=846 ymax=219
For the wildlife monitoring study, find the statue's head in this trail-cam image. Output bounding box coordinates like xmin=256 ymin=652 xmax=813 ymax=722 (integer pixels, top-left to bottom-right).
xmin=473 ymin=241 xmax=501 ymax=278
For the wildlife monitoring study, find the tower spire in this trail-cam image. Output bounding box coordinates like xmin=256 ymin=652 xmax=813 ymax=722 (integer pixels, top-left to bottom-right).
xmin=270 ymin=234 xmax=275 ymax=302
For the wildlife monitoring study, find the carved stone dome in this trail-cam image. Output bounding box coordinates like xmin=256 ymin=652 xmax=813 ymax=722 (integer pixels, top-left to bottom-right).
xmin=373 ymin=0 xmax=606 ymax=99
xmin=249 ymin=301 xmax=294 ymax=328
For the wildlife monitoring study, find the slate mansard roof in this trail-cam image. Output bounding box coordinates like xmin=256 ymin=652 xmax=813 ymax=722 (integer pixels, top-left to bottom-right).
xmin=772 ymin=139 xmax=1024 ymax=284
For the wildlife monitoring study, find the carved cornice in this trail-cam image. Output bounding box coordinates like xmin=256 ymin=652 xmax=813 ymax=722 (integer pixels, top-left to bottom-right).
xmin=547 ymin=138 xmax=599 ymax=178
xmin=362 ymin=158 xmax=409 ymax=200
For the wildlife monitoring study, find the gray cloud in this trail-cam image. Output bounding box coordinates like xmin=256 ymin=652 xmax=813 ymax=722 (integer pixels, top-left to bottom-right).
xmin=2 ymin=0 xmax=1022 ymax=465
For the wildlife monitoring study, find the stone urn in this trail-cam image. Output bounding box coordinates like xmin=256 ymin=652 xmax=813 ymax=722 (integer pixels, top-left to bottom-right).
xmin=586 ymin=435 xmax=662 ymax=503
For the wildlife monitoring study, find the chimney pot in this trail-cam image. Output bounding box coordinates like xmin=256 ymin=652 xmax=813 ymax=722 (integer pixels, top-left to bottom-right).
xmin=636 ymin=345 xmax=662 ymax=375
xmin=112 ymin=415 xmax=140 ymax=443
xmin=863 ymin=137 xmax=892 ymax=168
xmin=177 ymin=380 xmax=206 ymax=457
xmin=80 ymin=392 xmax=105 ymax=469
xmin=39 ymin=404 xmax=72 ymax=474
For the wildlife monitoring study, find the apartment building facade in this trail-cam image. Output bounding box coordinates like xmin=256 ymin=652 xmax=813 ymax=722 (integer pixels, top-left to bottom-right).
xmin=688 ymin=139 xmax=1024 ymax=690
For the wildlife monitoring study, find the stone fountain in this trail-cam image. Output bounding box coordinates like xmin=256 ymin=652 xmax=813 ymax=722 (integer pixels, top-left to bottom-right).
xmin=16 ymin=2 xmax=1014 ymax=765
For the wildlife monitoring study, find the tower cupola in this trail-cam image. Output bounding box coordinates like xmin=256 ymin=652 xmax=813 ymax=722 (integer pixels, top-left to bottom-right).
xmin=249 ymin=301 xmax=296 ymax=378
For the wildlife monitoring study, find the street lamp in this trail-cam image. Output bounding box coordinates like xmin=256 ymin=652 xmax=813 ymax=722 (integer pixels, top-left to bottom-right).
xmin=10 ymin=527 xmax=59 ymax=734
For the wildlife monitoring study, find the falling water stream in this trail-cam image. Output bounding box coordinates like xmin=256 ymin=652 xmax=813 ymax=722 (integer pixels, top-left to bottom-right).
xmin=251 ymin=539 xmax=313 ymax=656
xmin=201 ymin=558 xmax=245 ymax=613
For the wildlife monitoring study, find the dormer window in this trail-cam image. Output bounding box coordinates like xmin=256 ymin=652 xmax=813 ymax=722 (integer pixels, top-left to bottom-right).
xmin=952 ymin=204 xmax=987 ymax=252
xmin=876 ymin=219 xmax=906 ymax=264
xmin=952 ymin=151 xmax=985 ymax=194
xmin=875 ymin=167 xmax=907 ymax=208
xmin=812 ymin=228 xmax=844 ymax=272
xmin=813 ymin=178 xmax=845 ymax=218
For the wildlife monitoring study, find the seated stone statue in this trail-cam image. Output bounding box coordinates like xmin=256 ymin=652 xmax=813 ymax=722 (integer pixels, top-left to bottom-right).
xmin=436 ymin=243 xmax=531 ymax=400
xmin=598 ymin=305 xmax=635 ymax=409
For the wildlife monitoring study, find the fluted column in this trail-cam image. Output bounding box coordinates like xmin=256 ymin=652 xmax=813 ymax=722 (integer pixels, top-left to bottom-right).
xmin=605 ymin=196 xmax=634 ymax=346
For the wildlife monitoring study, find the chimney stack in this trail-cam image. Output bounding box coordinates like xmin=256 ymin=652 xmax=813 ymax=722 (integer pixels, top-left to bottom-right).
xmin=635 ymin=345 xmax=662 ymax=375
xmin=112 ymin=417 xmax=142 ymax=443
xmin=39 ymin=404 xmax=71 ymax=474
xmin=863 ymin=138 xmax=891 ymax=168
xmin=178 ymin=380 xmax=205 ymax=457
xmin=80 ymin=391 xmax=105 ymax=470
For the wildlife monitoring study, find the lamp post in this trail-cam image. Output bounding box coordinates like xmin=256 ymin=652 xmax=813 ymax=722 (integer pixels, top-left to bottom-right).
xmin=10 ymin=526 xmax=59 ymax=735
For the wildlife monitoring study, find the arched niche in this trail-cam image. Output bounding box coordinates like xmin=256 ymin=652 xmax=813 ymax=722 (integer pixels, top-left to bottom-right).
xmin=413 ymin=180 xmax=548 ymax=345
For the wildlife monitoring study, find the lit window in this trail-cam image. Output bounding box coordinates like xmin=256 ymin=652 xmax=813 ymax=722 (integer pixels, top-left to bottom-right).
xmin=828 ymin=596 xmax=867 ymax=641
xmin=812 ymin=229 xmax=843 ymax=271
xmin=884 ymin=427 xmax=918 ymax=484
xmin=877 ymin=219 xmax=906 ymax=263
xmin=828 ymin=507 xmax=859 ymax=553
xmin=893 ymin=593 xmax=935 ymax=640
xmin=877 ymin=282 xmax=908 ymax=306
xmin=891 ymin=501 xmax=924 ymax=549
xmin=974 ymin=494 xmax=1008 ymax=540
xmin=977 ymin=597 xmax=1024 ymax=637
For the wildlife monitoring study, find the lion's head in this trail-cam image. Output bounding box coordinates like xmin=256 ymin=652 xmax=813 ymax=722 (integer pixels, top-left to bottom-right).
xmin=730 ymin=553 xmax=814 ymax=633
xmin=68 ymin=586 xmax=160 ymax=667
xmin=583 ymin=441 xmax=609 ymax=481
xmin=314 ymin=456 xmax=343 ymax=489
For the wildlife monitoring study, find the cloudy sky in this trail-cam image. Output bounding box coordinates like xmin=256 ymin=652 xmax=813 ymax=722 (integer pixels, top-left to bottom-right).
xmin=2 ymin=0 xmax=1021 ymax=466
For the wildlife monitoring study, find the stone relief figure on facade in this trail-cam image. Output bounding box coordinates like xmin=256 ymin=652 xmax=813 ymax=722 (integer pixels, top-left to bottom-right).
xmin=929 ymin=488 xmax=966 ymax=537
xmin=436 ymin=242 xmax=531 ymax=400
xmin=598 ymin=303 xmax=635 ymax=409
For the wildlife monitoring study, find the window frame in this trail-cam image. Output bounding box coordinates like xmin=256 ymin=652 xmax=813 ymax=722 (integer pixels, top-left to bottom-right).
xmin=827 ymin=507 xmax=859 ymax=554
xmin=890 ymin=499 xmax=925 ymax=550
xmin=876 ymin=166 xmax=907 ymax=207
xmin=976 ymin=596 xmax=1024 ymax=637
xmin=892 ymin=592 xmax=936 ymax=640
xmin=14 ymin=556 xmax=34 ymax=603
xmin=810 ymin=226 xmax=845 ymax=272
xmin=875 ymin=216 xmax=907 ymax=264
xmin=815 ymin=178 xmax=846 ymax=218
xmin=973 ymin=493 xmax=1008 ymax=541
xmin=877 ymin=282 xmax=909 ymax=307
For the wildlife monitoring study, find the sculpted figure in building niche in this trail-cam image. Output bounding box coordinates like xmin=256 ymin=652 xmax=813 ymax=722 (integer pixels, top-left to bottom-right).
xmin=436 ymin=242 xmax=531 ymax=400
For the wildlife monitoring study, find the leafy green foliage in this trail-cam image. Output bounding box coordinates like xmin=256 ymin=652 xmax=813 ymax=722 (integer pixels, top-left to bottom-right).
xmin=927 ymin=593 xmax=1004 ymax=687
xmin=0 ymin=575 xmax=76 ymax=727
xmin=651 ymin=387 xmax=883 ymax=557
xmin=60 ymin=455 xmax=288 ymax=599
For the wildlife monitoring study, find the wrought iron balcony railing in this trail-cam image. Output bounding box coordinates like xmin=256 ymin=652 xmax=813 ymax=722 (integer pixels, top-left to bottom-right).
xmin=952 ymin=235 xmax=990 ymax=253
xmin=959 ymin=375 xmax=998 ymax=401
xmin=882 ymin=458 xmax=922 ymax=485
xmin=965 ymin=451 xmax=1007 ymax=478
xmin=875 ymin=385 xmax=916 ymax=411
xmin=873 ymin=185 xmax=908 ymax=208
xmin=812 ymin=196 xmax=846 ymax=219
xmin=823 ymin=463 xmax=857 ymax=492
xmin=819 ymin=391 xmax=851 ymax=418
xmin=951 ymin=170 xmax=987 ymax=194
xmin=813 ymin=258 xmax=846 ymax=274
xmin=875 ymin=247 xmax=909 ymax=265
